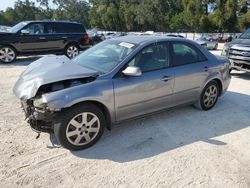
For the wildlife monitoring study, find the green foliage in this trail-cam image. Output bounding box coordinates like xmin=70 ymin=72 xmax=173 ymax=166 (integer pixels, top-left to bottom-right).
xmin=239 ymin=11 xmax=250 ymax=31
xmin=0 ymin=0 xmax=249 ymax=32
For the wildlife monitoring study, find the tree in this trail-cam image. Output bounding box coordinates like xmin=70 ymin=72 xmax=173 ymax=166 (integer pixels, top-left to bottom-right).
xmin=2 ymin=0 xmax=42 ymax=25
xmin=239 ymin=11 xmax=250 ymax=31
xmin=182 ymin=0 xmax=203 ymax=32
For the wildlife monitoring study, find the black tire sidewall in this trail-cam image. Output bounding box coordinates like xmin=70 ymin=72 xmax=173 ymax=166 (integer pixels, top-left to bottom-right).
xmin=0 ymin=46 xmax=17 ymax=63
xmin=200 ymin=81 xmax=219 ymax=111
xmin=54 ymin=104 xmax=105 ymax=150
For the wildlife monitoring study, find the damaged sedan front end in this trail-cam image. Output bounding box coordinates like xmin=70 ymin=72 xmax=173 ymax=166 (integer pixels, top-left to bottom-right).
xmin=14 ymin=55 xmax=99 ymax=133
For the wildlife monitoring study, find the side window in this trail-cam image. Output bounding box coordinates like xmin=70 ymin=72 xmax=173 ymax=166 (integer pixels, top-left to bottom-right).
xmin=25 ymin=23 xmax=44 ymax=35
xmin=128 ymin=43 xmax=169 ymax=72
xmin=45 ymin=23 xmax=56 ymax=34
xmin=172 ymin=42 xmax=207 ymax=66
xmin=53 ymin=23 xmax=64 ymax=33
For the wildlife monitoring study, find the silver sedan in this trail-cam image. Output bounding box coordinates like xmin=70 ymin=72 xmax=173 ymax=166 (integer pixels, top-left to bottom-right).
xmin=13 ymin=36 xmax=231 ymax=150
xmin=197 ymin=37 xmax=218 ymax=50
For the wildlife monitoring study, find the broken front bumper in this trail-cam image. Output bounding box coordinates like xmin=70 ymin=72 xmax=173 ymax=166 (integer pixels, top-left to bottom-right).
xmin=21 ymin=101 xmax=55 ymax=133
xmin=229 ymin=59 xmax=250 ymax=72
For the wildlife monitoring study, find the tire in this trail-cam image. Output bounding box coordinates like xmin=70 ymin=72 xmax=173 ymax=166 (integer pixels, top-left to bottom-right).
xmin=54 ymin=103 xmax=105 ymax=150
xmin=0 ymin=46 xmax=17 ymax=63
xmin=65 ymin=44 xmax=79 ymax=59
xmin=195 ymin=81 xmax=219 ymax=111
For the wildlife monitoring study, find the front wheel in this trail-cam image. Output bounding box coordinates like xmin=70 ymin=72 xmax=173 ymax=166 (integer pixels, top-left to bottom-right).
xmin=65 ymin=44 xmax=79 ymax=59
xmin=0 ymin=46 xmax=16 ymax=63
xmin=54 ymin=104 xmax=105 ymax=150
xmin=195 ymin=81 xmax=219 ymax=111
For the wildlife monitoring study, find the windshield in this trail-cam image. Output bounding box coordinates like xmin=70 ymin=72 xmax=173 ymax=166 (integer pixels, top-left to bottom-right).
xmin=239 ymin=28 xmax=250 ymax=39
xmin=73 ymin=40 xmax=137 ymax=74
xmin=10 ymin=22 xmax=28 ymax=33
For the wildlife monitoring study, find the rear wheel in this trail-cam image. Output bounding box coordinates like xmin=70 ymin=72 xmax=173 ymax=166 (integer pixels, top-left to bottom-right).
xmin=0 ymin=46 xmax=16 ymax=63
xmin=54 ymin=104 xmax=105 ymax=150
xmin=195 ymin=81 xmax=219 ymax=111
xmin=65 ymin=44 xmax=79 ymax=59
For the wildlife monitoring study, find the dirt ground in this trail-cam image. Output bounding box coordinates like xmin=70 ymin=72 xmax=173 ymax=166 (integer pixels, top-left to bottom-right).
xmin=0 ymin=46 xmax=250 ymax=188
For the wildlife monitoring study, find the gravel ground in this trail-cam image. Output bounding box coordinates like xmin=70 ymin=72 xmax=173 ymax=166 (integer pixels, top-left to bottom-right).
xmin=0 ymin=46 xmax=250 ymax=188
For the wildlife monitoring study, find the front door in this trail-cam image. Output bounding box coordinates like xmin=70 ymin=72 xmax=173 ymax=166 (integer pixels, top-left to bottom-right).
xmin=113 ymin=42 xmax=175 ymax=122
xmin=17 ymin=23 xmax=49 ymax=52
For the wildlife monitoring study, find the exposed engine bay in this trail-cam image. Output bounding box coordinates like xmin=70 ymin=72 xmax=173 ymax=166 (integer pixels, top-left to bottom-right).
xmin=21 ymin=76 xmax=97 ymax=133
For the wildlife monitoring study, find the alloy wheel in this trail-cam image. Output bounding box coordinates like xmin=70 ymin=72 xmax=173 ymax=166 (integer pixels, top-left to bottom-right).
xmin=0 ymin=47 xmax=16 ymax=63
xmin=203 ymin=85 xmax=218 ymax=108
xmin=66 ymin=45 xmax=79 ymax=58
xmin=66 ymin=112 xmax=100 ymax=146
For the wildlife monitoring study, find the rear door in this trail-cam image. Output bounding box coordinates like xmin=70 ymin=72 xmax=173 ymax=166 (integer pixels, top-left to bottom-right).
xmin=170 ymin=41 xmax=210 ymax=105
xmin=113 ymin=42 xmax=175 ymax=122
xmin=43 ymin=22 xmax=65 ymax=51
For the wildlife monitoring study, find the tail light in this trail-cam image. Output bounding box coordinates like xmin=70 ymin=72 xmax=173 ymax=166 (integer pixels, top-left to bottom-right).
xmin=83 ymin=34 xmax=90 ymax=42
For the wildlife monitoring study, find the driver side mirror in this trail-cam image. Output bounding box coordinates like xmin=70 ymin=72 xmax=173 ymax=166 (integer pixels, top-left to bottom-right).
xmin=122 ymin=66 xmax=142 ymax=77
xmin=20 ymin=29 xmax=30 ymax=35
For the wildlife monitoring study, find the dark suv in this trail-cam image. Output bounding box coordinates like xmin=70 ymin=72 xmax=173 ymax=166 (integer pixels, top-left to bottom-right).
xmin=0 ymin=20 xmax=90 ymax=63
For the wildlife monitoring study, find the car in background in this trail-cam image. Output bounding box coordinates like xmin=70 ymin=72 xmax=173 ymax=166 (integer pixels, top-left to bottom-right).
xmin=104 ymin=32 xmax=116 ymax=39
xmin=166 ymin=34 xmax=184 ymax=38
xmin=194 ymin=40 xmax=207 ymax=48
xmin=13 ymin=36 xmax=231 ymax=150
xmin=0 ymin=20 xmax=90 ymax=63
xmin=197 ymin=37 xmax=218 ymax=50
xmin=0 ymin=25 xmax=11 ymax=32
xmin=87 ymin=28 xmax=105 ymax=46
xmin=222 ymin=28 xmax=250 ymax=72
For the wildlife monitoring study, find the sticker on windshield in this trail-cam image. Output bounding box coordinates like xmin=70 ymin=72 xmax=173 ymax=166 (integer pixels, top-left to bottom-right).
xmin=119 ymin=42 xmax=135 ymax=48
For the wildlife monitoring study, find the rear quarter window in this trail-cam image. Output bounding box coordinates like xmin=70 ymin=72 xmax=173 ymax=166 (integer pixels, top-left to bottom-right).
xmin=51 ymin=22 xmax=85 ymax=33
xmin=62 ymin=23 xmax=85 ymax=33
xmin=171 ymin=42 xmax=207 ymax=66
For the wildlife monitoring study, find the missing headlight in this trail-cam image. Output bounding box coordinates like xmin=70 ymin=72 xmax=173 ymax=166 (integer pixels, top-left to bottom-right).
xmin=36 ymin=77 xmax=97 ymax=96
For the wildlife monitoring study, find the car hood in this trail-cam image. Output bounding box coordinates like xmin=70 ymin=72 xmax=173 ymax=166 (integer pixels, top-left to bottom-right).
xmin=13 ymin=55 xmax=98 ymax=100
xmin=226 ymin=39 xmax=250 ymax=47
xmin=0 ymin=31 xmax=13 ymax=35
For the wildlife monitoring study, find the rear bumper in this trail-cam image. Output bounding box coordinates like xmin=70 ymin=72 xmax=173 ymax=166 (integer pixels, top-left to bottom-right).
xmin=79 ymin=44 xmax=91 ymax=50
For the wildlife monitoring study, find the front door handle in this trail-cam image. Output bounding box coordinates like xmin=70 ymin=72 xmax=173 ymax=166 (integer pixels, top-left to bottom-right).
xmin=39 ymin=37 xmax=46 ymax=40
xmin=161 ymin=76 xmax=173 ymax=82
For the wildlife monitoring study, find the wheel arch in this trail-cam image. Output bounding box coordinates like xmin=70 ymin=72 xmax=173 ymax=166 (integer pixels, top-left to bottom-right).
xmin=212 ymin=78 xmax=223 ymax=96
xmin=200 ymin=72 xmax=224 ymax=96
xmin=65 ymin=100 xmax=112 ymax=130
xmin=0 ymin=44 xmax=18 ymax=54
xmin=64 ymin=42 xmax=80 ymax=49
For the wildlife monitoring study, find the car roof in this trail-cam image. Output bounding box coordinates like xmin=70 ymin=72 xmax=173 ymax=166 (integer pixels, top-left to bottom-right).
xmin=22 ymin=20 xmax=82 ymax=25
xmin=110 ymin=35 xmax=191 ymax=45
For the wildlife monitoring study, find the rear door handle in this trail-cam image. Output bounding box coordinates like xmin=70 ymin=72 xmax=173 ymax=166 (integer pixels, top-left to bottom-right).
xmin=161 ymin=76 xmax=173 ymax=82
xmin=62 ymin=37 xmax=68 ymax=39
xmin=39 ymin=37 xmax=46 ymax=40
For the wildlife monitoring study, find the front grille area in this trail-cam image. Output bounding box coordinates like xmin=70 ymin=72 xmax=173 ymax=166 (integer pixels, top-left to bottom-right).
xmin=229 ymin=47 xmax=250 ymax=61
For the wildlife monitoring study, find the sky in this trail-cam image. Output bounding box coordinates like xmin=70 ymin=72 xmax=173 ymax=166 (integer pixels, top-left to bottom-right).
xmin=0 ymin=0 xmax=57 ymax=11
xmin=0 ymin=0 xmax=37 ymax=11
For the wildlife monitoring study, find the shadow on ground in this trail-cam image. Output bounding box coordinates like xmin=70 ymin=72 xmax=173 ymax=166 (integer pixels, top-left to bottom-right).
xmin=231 ymin=71 xmax=250 ymax=81
xmin=60 ymin=91 xmax=250 ymax=163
